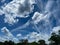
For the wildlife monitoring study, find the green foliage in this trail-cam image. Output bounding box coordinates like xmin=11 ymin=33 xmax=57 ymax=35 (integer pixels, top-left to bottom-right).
xmin=38 ymin=40 xmax=47 ymax=45
xmin=49 ymin=30 xmax=60 ymax=45
xmin=0 ymin=39 xmax=46 ymax=45
xmin=29 ymin=42 xmax=38 ymax=45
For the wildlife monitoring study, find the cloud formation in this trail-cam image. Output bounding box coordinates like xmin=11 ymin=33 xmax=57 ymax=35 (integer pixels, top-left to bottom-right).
xmin=23 ymin=32 xmax=49 ymax=43
xmin=1 ymin=27 xmax=19 ymax=43
xmin=51 ymin=26 xmax=60 ymax=34
xmin=0 ymin=0 xmax=35 ymax=25
xmin=0 ymin=0 xmax=60 ymax=43
xmin=1 ymin=27 xmax=13 ymax=37
xmin=0 ymin=9 xmax=4 ymax=15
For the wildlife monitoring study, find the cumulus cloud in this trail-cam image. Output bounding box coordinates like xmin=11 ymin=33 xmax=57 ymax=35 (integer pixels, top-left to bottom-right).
xmin=1 ymin=27 xmax=19 ymax=43
xmin=51 ymin=26 xmax=60 ymax=34
xmin=1 ymin=27 xmax=13 ymax=37
xmin=0 ymin=0 xmax=60 ymax=43
xmin=32 ymin=12 xmax=43 ymax=24
xmin=31 ymin=12 xmax=52 ymax=33
xmin=31 ymin=0 xmax=60 ymax=33
xmin=0 ymin=0 xmax=35 ymax=25
xmin=32 ymin=12 xmax=49 ymax=24
xmin=0 ymin=36 xmax=7 ymax=42
xmin=30 ymin=0 xmax=60 ymax=43
xmin=4 ymin=15 xmax=19 ymax=25
xmin=23 ymin=32 xmax=49 ymax=43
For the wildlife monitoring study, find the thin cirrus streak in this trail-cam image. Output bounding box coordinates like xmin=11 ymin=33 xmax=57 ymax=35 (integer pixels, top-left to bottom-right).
xmin=35 ymin=0 xmax=58 ymax=13
xmin=11 ymin=20 xmax=30 ymax=32
xmin=33 ymin=0 xmax=60 ymax=34
xmin=35 ymin=0 xmax=45 ymax=13
xmin=11 ymin=19 xmax=40 ymax=33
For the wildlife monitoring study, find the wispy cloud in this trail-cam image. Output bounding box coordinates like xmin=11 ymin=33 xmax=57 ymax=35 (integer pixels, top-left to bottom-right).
xmin=0 ymin=9 xmax=4 ymax=15
xmin=0 ymin=0 xmax=5 ymax=3
xmin=11 ymin=20 xmax=30 ymax=32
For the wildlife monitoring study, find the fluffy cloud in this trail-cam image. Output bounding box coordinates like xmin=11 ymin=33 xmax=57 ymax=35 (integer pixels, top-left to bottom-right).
xmin=1 ymin=27 xmax=19 ymax=43
xmin=51 ymin=26 xmax=60 ymax=34
xmin=32 ymin=12 xmax=49 ymax=24
xmin=31 ymin=0 xmax=60 ymax=33
xmin=1 ymin=27 xmax=13 ymax=37
xmin=23 ymin=32 xmax=49 ymax=43
xmin=0 ymin=0 xmax=60 ymax=43
xmin=4 ymin=15 xmax=19 ymax=25
xmin=1 ymin=0 xmax=35 ymax=25
xmin=31 ymin=11 xmax=52 ymax=33
xmin=0 ymin=36 xmax=7 ymax=42
xmin=30 ymin=0 xmax=60 ymax=43
xmin=32 ymin=12 xmax=43 ymax=24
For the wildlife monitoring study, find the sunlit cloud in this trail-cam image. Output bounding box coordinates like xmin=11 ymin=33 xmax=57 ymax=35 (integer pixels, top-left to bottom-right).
xmin=51 ymin=26 xmax=60 ymax=34
xmin=0 ymin=0 xmax=60 ymax=43
xmin=23 ymin=32 xmax=49 ymax=43
xmin=1 ymin=27 xmax=19 ymax=43
xmin=1 ymin=0 xmax=35 ymax=25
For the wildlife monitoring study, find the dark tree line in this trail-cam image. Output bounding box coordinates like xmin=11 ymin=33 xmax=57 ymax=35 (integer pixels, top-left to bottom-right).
xmin=0 ymin=30 xmax=60 ymax=45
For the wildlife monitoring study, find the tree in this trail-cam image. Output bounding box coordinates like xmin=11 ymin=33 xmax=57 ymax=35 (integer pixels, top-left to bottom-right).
xmin=0 ymin=42 xmax=4 ymax=45
xmin=18 ymin=39 xmax=28 ymax=45
xmin=38 ymin=40 xmax=47 ymax=45
xmin=49 ymin=30 xmax=60 ymax=45
xmin=29 ymin=42 xmax=38 ymax=45
xmin=4 ymin=41 xmax=15 ymax=45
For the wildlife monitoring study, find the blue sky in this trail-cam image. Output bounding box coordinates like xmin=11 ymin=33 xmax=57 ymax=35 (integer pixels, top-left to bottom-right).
xmin=0 ymin=0 xmax=60 ymax=43
xmin=0 ymin=0 xmax=40 ymax=35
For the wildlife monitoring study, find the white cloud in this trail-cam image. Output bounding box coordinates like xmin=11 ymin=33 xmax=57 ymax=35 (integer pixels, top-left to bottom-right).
xmin=32 ymin=12 xmax=49 ymax=24
xmin=32 ymin=12 xmax=43 ymax=24
xmin=1 ymin=27 xmax=13 ymax=37
xmin=0 ymin=0 xmax=60 ymax=44
xmin=1 ymin=27 xmax=19 ymax=43
xmin=31 ymin=12 xmax=52 ymax=33
xmin=4 ymin=15 xmax=19 ymax=25
xmin=51 ymin=26 xmax=60 ymax=34
xmin=1 ymin=0 xmax=35 ymax=25
xmin=17 ymin=34 xmax=22 ymax=37
xmin=0 ymin=36 xmax=7 ymax=42
xmin=23 ymin=32 xmax=50 ymax=43
xmin=12 ymin=38 xmax=19 ymax=43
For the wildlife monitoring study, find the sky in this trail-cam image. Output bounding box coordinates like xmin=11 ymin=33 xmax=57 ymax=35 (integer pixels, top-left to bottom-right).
xmin=0 ymin=0 xmax=60 ymax=43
